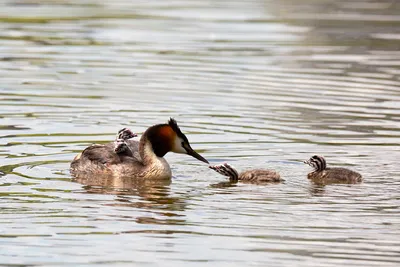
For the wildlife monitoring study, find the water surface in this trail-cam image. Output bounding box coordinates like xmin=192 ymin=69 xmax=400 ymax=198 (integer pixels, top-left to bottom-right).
xmin=1 ymin=0 xmax=400 ymax=266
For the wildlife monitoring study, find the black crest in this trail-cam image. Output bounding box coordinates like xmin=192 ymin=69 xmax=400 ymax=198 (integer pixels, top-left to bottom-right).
xmin=168 ymin=118 xmax=188 ymax=143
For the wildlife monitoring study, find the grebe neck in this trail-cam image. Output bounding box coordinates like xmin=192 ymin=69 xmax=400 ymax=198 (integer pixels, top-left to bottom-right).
xmin=139 ymin=124 xmax=173 ymax=165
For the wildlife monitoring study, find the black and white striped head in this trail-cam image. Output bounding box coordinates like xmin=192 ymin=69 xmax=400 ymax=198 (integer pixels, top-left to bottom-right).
xmin=117 ymin=128 xmax=137 ymax=140
xmin=209 ymin=163 xmax=239 ymax=181
xmin=304 ymin=155 xmax=327 ymax=172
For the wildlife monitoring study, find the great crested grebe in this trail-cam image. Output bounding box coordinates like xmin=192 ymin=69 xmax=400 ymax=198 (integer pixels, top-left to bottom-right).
xmin=70 ymin=118 xmax=208 ymax=180
xmin=209 ymin=163 xmax=283 ymax=183
xmin=304 ymin=155 xmax=362 ymax=184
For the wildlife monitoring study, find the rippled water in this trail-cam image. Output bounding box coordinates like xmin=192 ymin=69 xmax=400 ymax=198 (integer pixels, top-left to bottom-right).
xmin=1 ymin=0 xmax=400 ymax=266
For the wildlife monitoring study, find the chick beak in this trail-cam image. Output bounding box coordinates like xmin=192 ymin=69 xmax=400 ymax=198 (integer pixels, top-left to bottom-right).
xmin=186 ymin=147 xmax=209 ymax=164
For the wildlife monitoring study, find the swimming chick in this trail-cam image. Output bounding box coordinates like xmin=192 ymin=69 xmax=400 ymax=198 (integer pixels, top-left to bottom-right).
xmin=304 ymin=155 xmax=362 ymax=184
xmin=70 ymin=118 xmax=208 ymax=180
xmin=209 ymin=163 xmax=283 ymax=183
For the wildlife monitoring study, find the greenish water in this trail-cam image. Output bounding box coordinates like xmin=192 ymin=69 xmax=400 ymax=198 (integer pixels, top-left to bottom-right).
xmin=1 ymin=0 xmax=400 ymax=266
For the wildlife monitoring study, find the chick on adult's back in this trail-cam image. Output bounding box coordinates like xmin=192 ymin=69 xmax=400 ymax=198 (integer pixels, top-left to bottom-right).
xmin=209 ymin=163 xmax=283 ymax=183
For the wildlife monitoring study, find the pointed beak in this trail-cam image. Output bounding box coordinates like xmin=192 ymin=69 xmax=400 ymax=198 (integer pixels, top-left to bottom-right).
xmin=186 ymin=147 xmax=209 ymax=164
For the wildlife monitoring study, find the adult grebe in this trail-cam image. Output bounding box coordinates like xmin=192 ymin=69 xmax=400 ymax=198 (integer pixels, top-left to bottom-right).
xmin=70 ymin=118 xmax=208 ymax=180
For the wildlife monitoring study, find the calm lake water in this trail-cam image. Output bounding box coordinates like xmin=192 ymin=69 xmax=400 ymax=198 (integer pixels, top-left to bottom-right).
xmin=1 ymin=0 xmax=400 ymax=266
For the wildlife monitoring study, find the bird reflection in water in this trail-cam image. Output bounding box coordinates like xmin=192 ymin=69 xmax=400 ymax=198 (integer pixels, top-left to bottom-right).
xmin=73 ymin=174 xmax=187 ymax=226
xmin=308 ymin=184 xmax=327 ymax=197
xmin=209 ymin=180 xmax=238 ymax=188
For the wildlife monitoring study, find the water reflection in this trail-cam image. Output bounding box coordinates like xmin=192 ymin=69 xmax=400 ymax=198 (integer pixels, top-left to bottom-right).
xmin=75 ymin=174 xmax=171 ymax=196
xmin=209 ymin=180 xmax=238 ymax=188
xmin=308 ymin=184 xmax=327 ymax=197
xmin=75 ymin=175 xmax=187 ymax=224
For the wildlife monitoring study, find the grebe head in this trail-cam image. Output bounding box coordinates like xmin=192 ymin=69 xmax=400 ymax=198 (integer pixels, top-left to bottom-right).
xmin=209 ymin=163 xmax=239 ymax=180
xmin=116 ymin=128 xmax=137 ymax=140
xmin=146 ymin=118 xmax=209 ymax=164
xmin=304 ymin=155 xmax=326 ymax=172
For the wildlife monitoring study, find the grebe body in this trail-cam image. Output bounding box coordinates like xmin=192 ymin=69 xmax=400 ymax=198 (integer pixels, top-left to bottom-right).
xmin=70 ymin=119 xmax=208 ymax=180
xmin=209 ymin=163 xmax=282 ymax=183
xmin=304 ymin=155 xmax=362 ymax=184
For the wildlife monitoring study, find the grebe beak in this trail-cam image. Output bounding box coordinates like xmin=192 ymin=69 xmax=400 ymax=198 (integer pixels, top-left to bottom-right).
xmin=167 ymin=118 xmax=209 ymax=163
xmin=186 ymin=147 xmax=209 ymax=164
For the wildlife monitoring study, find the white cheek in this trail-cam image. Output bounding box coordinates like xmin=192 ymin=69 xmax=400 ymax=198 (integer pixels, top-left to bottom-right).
xmin=172 ymin=137 xmax=187 ymax=154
